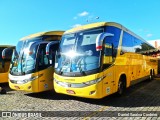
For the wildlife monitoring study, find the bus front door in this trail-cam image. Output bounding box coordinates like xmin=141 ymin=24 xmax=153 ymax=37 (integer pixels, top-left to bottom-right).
xmin=102 ymin=43 xmax=115 ymax=96
xmin=37 ymin=44 xmax=54 ymax=92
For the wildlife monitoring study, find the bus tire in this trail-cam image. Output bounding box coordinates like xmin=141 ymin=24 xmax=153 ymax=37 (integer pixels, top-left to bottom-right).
xmin=117 ymin=78 xmax=126 ymax=96
xmin=0 ymin=88 xmax=6 ymax=94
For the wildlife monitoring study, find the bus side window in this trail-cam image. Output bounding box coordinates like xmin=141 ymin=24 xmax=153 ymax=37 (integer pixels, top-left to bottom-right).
xmin=104 ymin=43 xmax=113 ymax=56
xmin=102 ymin=43 xmax=114 ymax=70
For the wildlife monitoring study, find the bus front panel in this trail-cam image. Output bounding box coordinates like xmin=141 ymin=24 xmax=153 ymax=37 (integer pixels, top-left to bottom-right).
xmin=54 ymin=73 xmax=104 ymax=99
xmin=9 ymin=72 xmax=39 ymax=92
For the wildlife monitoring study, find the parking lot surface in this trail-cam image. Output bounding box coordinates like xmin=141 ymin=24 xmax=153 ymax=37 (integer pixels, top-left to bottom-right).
xmin=0 ymin=79 xmax=160 ymax=119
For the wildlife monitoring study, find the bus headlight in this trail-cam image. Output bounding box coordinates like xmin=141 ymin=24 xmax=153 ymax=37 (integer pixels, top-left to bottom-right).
xmin=25 ymin=76 xmax=38 ymax=82
xmin=83 ymin=77 xmax=103 ymax=86
xmin=16 ymin=76 xmax=38 ymax=84
xmin=54 ymin=77 xmax=103 ymax=88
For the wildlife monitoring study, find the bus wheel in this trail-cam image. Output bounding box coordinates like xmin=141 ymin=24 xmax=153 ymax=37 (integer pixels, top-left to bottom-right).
xmin=0 ymin=87 xmax=6 ymax=94
xmin=117 ymin=79 xmax=126 ymax=96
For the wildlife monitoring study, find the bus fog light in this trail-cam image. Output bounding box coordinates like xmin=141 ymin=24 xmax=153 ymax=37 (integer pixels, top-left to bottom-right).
xmin=90 ymin=90 xmax=96 ymax=95
xmin=14 ymin=86 xmax=20 ymax=89
xmin=28 ymin=86 xmax=32 ymax=89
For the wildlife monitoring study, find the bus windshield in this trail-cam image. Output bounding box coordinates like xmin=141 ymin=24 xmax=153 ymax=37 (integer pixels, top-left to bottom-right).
xmin=10 ymin=38 xmax=41 ymax=75
xmin=55 ymin=28 xmax=103 ymax=76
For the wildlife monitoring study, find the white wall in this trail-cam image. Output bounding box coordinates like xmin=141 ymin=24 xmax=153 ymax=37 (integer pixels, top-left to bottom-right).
xmin=147 ymin=39 xmax=160 ymax=48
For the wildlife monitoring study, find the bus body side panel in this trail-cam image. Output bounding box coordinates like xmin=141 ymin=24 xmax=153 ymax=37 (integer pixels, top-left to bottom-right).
xmin=0 ymin=61 xmax=10 ymax=83
xmin=102 ymin=66 xmax=115 ymax=97
xmin=0 ymin=72 xmax=8 ymax=83
xmin=38 ymin=66 xmax=54 ymax=92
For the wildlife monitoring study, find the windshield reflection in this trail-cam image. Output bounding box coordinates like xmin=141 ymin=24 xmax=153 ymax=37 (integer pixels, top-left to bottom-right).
xmin=55 ymin=28 xmax=103 ymax=76
xmin=10 ymin=38 xmax=41 ymax=75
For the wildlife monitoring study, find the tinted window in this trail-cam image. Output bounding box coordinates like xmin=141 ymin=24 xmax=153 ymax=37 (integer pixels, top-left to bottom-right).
xmin=122 ymin=32 xmax=134 ymax=52
xmin=121 ymin=31 xmax=155 ymax=54
xmin=105 ymin=26 xmax=121 ymax=57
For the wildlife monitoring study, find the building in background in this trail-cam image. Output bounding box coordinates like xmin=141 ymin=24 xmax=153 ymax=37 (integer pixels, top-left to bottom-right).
xmin=148 ymin=39 xmax=160 ymax=74
xmin=148 ymin=39 xmax=160 ymax=49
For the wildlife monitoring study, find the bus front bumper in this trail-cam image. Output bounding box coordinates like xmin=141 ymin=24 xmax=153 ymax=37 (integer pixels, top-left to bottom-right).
xmin=9 ymin=80 xmax=38 ymax=92
xmin=54 ymin=81 xmax=103 ymax=99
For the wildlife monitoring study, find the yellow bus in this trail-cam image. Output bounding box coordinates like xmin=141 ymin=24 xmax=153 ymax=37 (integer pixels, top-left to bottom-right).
xmin=51 ymin=22 xmax=157 ymax=99
xmin=0 ymin=45 xmax=14 ymax=83
xmin=3 ymin=31 xmax=64 ymax=92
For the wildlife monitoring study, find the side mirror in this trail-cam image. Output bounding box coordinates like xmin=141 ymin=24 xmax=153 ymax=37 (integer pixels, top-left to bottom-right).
xmin=46 ymin=41 xmax=59 ymax=66
xmin=46 ymin=41 xmax=59 ymax=55
xmin=96 ymin=33 xmax=114 ymax=51
xmin=2 ymin=47 xmax=15 ymax=60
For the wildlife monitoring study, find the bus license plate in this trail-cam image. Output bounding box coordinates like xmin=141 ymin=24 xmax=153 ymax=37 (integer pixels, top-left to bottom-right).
xmin=66 ymin=90 xmax=75 ymax=94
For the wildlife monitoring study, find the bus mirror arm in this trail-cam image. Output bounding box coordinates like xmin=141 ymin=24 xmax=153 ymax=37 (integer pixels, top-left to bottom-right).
xmin=2 ymin=48 xmax=8 ymax=59
xmin=2 ymin=47 xmax=15 ymax=60
xmin=46 ymin=41 xmax=59 ymax=55
xmin=96 ymin=33 xmax=114 ymax=51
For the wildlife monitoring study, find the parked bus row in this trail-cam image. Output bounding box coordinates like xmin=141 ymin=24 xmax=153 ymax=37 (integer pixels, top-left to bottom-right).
xmin=1 ymin=22 xmax=158 ymax=99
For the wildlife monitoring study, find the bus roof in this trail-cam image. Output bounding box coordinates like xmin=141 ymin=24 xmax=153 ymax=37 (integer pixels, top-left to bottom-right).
xmin=64 ymin=22 xmax=108 ymax=34
xmin=64 ymin=22 xmax=153 ymax=48
xmin=20 ymin=31 xmax=64 ymax=41
xmin=64 ymin=22 xmax=140 ymax=38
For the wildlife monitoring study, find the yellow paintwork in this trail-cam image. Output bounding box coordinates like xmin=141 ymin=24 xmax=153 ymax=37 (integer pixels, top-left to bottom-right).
xmin=54 ymin=22 xmax=158 ymax=99
xmin=9 ymin=73 xmax=39 ymax=92
xmin=0 ymin=72 xmax=9 ymax=83
xmin=54 ymin=73 xmax=103 ymax=99
xmin=54 ymin=80 xmax=103 ymax=99
xmin=54 ymin=54 xmax=157 ymax=98
xmin=21 ymin=31 xmax=64 ymax=41
xmin=0 ymin=62 xmax=10 ymax=83
xmin=9 ymin=31 xmax=64 ymax=92
xmin=9 ymin=66 xmax=54 ymax=92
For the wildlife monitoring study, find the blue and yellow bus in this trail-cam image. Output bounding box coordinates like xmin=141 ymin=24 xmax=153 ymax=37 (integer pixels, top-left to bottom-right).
xmin=48 ymin=22 xmax=157 ymax=99
xmin=3 ymin=31 xmax=64 ymax=92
